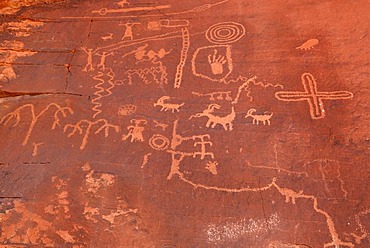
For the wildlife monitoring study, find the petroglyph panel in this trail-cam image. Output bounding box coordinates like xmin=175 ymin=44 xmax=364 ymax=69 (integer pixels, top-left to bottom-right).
xmin=0 ymin=0 xmax=368 ymax=247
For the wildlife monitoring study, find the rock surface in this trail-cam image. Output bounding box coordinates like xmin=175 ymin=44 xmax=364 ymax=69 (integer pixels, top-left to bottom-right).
xmin=0 ymin=0 xmax=369 ymax=247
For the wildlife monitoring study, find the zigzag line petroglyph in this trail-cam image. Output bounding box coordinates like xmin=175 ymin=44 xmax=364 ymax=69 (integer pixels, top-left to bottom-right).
xmin=64 ymin=119 xmax=119 ymax=150
xmin=0 ymin=103 xmax=73 ymax=146
xmin=232 ymin=76 xmax=283 ymax=104
xmin=174 ymin=27 xmax=190 ymax=88
xmin=91 ymin=68 xmax=116 ymax=118
xmin=125 ymin=66 xmax=168 ymax=85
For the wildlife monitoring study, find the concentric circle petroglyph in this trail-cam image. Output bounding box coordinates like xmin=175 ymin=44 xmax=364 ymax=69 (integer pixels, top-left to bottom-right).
xmin=206 ymin=22 xmax=246 ymax=44
xmin=149 ymin=134 xmax=170 ymax=151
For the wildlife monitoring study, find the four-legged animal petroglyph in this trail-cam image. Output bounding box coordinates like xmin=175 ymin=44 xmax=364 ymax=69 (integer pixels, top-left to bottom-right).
xmin=154 ymin=96 xmax=184 ymax=113
xmin=245 ymin=108 xmax=273 ymax=125
xmin=189 ymin=103 xmax=236 ymax=131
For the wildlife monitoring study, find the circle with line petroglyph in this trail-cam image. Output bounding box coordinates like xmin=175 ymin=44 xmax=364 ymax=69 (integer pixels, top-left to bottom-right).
xmin=149 ymin=134 xmax=170 ymax=151
xmin=206 ymin=22 xmax=246 ymax=44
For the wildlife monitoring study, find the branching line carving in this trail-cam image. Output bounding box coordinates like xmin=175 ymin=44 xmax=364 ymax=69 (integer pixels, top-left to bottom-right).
xmin=1 ymin=103 xmax=73 ymax=146
xmin=64 ymin=119 xmax=119 ymax=150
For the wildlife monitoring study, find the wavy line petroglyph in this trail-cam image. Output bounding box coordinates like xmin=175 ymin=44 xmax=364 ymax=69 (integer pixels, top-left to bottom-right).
xmin=275 ymin=73 xmax=353 ymax=119
xmin=1 ymin=103 xmax=73 ymax=146
xmin=91 ymin=68 xmax=116 ymax=118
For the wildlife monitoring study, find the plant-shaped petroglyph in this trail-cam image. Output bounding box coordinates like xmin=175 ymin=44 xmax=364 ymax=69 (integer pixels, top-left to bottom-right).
xmin=1 ymin=103 xmax=73 ymax=146
xmin=296 ymin=39 xmax=319 ymax=50
xmin=205 ymin=161 xmax=218 ymax=175
xmin=189 ymin=103 xmax=236 ymax=131
xmin=64 ymin=119 xmax=119 ymax=150
xmin=122 ymin=119 xmax=147 ymax=143
xmin=208 ymin=49 xmax=226 ymax=75
xmin=245 ymin=108 xmax=273 ymax=125
xmin=154 ymin=96 xmax=184 ymax=113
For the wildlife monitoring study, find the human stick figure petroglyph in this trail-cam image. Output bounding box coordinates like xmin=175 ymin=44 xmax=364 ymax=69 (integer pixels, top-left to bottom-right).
xmin=189 ymin=103 xmax=236 ymax=131
xmin=96 ymin=52 xmax=114 ymax=71
xmin=244 ymin=108 xmax=273 ymax=125
xmin=122 ymin=119 xmax=147 ymax=143
xmin=81 ymin=47 xmax=97 ymax=72
xmin=154 ymin=96 xmax=184 ymax=113
xmin=1 ymin=103 xmax=73 ymax=146
xmin=119 ymin=22 xmax=140 ymax=41
xmin=275 ymin=73 xmax=353 ymax=119
xmin=64 ymin=119 xmax=119 ymax=150
xmin=296 ymin=39 xmax=319 ymax=50
xmin=174 ymin=27 xmax=190 ymax=88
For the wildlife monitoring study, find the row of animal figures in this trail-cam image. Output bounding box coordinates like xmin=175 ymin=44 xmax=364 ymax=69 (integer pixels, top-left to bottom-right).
xmin=154 ymin=96 xmax=273 ymax=130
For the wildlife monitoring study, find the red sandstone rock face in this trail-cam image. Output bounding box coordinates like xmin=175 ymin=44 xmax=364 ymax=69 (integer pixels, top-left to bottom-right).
xmin=0 ymin=0 xmax=369 ymax=247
